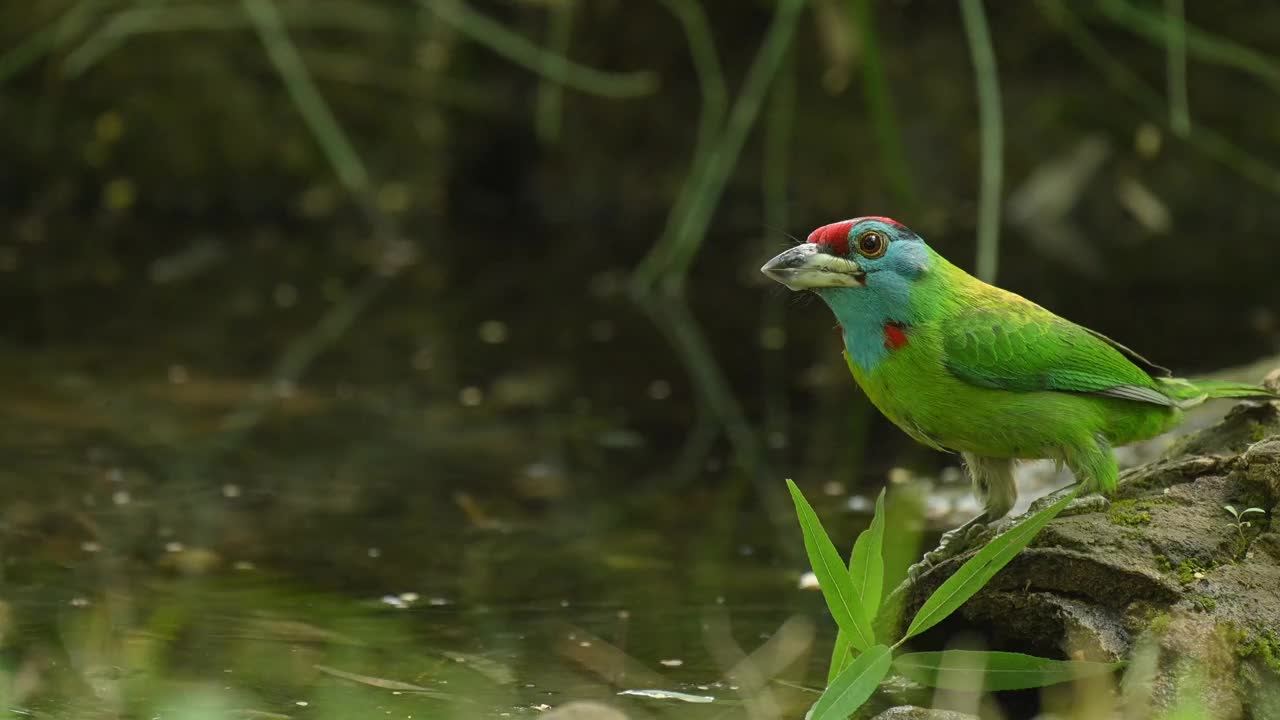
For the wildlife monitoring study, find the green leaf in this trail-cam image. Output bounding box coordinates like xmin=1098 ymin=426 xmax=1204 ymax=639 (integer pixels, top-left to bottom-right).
xmin=893 ymin=650 xmax=1123 ymax=691
xmin=1241 ymin=507 xmax=1266 ymax=517
xmin=785 ymin=479 xmax=874 ymax=653
xmin=901 ymin=486 xmax=1081 ymax=642
xmin=829 ymin=489 xmax=887 ymax=683
xmin=810 ymin=644 xmax=892 ymax=720
xmin=851 ymin=489 xmax=887 ymax=619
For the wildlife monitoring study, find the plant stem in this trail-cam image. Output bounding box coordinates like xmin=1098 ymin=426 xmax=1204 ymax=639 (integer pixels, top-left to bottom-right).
xmin=660 ymin=0 xmax=807 ymax=293
xmin=852 ymin=0 xmax=918 ymax=216
xmin=426 ymin=0 xmax=657 ymax=98
xmin=1164 ymin=0 xmax=1190 ymax=137
xmin=960 ymin=0 xmax=1004 ymax=283
xmin=243 ymin=0 xmax=370 ymax=195
xmin=535 ymin=0 xmax=574 ymax=145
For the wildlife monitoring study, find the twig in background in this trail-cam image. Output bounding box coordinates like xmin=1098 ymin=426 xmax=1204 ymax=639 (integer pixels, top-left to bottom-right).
xmin=630 ymin=0 xmax=727 ymax=290
xmin=0 ymin=1 xmax=82 ymax=83
xmin=535 ymin=0 xmax=574 ymax=145
xmin=425 ymin=0 xmax=657 ymax=99
xmin=0 ymin=0 xmax=100 ymax=85
xmin=630 ymin=0 xmax=807 ymax=554
xmin=761 ymin=48 xmax=794 ymax=459
xmin=1099 ymin=0 xmax=1280 ymax=98
xmin=216 ymin=273 xmax=391 ymax=442
xmin=959 ymin=0 xmax=1004 ymax=283
xmin=243 ymin=0 xmax=370 ymax=196
xmin=211 ymin=0 xmax=406 ymax=448
xmin=64 ymin=0 xmax=401 ymax=76
xmin=657 ymin=0 xmax=807 ymax=293
xmin=632 ymin=292 xmax=797 ymax=556
xmin=851 ymin=0 xmax=918 ymax=218
xmin=1040 ymin=0 xmax=1280 ymax=197
xmin=1164 ymin=0 xmax=1191 ymax=137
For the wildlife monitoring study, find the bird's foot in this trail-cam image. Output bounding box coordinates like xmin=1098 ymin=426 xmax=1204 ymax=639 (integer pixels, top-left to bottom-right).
xmin=1026 ymin=486 xmax=1110 ymax=518
xmin=906 ymin=518 xmax=1005 ymax=584
xmin=905 ymin=489 xmax=1109 ymax=585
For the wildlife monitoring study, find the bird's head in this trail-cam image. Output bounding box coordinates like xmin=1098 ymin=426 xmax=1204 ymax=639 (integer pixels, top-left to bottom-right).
xmin=760 ymin=216 xmax=930 ymax=296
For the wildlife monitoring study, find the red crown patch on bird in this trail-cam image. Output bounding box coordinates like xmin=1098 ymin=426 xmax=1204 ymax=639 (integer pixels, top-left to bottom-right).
xmin=807 ymin=217 xmax=905 ymax=256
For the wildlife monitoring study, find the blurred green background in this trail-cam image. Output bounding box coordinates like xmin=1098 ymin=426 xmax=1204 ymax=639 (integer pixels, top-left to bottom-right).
xmin=2 ymin=0 xmax=1279 ymax=717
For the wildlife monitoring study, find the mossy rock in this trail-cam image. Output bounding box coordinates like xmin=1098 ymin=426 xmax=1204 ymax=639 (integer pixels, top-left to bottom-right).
xmin=897 ymin=391 xmax=1280 ymax=719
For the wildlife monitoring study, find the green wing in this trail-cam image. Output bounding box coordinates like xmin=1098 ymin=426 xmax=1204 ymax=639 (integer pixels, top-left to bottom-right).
xmin=942 ymin=303 xmax=1175 ymax=407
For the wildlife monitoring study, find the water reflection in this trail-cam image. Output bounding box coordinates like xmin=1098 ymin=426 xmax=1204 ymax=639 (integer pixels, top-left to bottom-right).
xmin=0 ymin=349 xmax=865 ymax=718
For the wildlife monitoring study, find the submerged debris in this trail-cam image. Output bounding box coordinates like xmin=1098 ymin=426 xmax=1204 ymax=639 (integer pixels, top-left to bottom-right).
xmin=616 ymin=688 xmax=715 ymax=703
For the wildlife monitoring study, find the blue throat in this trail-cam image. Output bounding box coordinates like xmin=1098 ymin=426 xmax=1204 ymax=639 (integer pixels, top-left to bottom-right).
xmin=818 ymin=276 xmax=914 ymax=372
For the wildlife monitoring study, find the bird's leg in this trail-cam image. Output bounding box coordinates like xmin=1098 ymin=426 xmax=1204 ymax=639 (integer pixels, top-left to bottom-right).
xmin=910 ymin=454 xmax=1016 ymax=578
xmin=1027 ymin=438 xmax=1117 ymax=517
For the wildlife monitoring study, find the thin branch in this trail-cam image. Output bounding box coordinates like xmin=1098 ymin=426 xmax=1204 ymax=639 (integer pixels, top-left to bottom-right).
xmin=242 ymin=0 xmax=370 ymax=195
xmin=852 ymin=0 xmax=918 ymax=216
xmin=0 ymin=0 xmax=100 ymax=85
xmin=761 ymin=48 xmax=794 ymax=455
xmin=425 ymin=0 xmax=657 ymax=99
xmin=1164 ymin=0 xmax=1190 ymax=137
xmin=65 ymin=1 xmax=402 ymax=75
xmin=1040 ymin=0 xmax=1280 ymax=197
xmin=1099 ymin=0 xmax=1280 ymax=98
xmin=534 ymin=0 xmax=575 ymax=144
xmin=630 ymin=0 xmax=728 ymax=290
xmin=660 ymin=0 xmax=808 ymax=293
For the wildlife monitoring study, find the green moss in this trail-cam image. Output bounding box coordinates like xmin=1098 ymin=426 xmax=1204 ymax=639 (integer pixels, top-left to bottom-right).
xmin=1148 ymin=612 xmax=1173 ymax=635
xmin=1108 ymin=499 xmax=1153 ymax=527
xmin=1234 ymin=628 xmax=1280 ymax=676
xmin=1154 ymin=554 xmax=1173 ymax=573
xmin=1176 ymin=558 xmax=1212 ymax=584
xmin=1250 ymin=422 xmax=1269 ymax=443
xmin=1191 ymin=595 xmax=1217 ymax=612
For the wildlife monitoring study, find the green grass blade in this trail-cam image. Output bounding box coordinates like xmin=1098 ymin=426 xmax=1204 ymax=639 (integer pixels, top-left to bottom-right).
xmin=785 ymin=479 xmax=875 ymax=653
xmin=901 ymin=486 xmax=1080 ymax=642
xmin=894 ymin=650 xmax=1123 ymax=691
xmin=810 ymin=644 xmax=892 ymax=720
xmin=829 ymin=489 xmax=887 ymax=682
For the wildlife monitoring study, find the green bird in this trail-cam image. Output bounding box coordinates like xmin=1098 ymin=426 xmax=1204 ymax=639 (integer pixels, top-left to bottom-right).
xmin=762 ymin=216 xmax=1276 ymax=555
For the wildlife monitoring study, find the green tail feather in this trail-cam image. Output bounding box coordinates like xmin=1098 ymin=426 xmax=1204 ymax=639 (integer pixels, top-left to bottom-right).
xmin=1158 ymin=377 xmax=1280 ymax=409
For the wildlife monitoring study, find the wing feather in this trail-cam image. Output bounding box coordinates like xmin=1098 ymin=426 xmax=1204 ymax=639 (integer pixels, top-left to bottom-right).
xmin=942 ymin=300 xmax=1172 ymax=406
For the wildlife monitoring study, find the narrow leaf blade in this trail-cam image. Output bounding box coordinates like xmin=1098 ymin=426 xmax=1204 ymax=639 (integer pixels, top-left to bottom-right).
xmin=903 ymin=486 xmax=1081 ymax=641
xmin=828 ymin=631 xmax=851 ymax=684
xmin=894 ymin=650 xmax=1123 ymax=691
xmin=785 ymin=479 xmax=875 ymax=653
xmin=811 ymin=644 xmax=892 ymax=720
xmin=829 ymin=489 xmax=887 ymax=682
xmin=850 ymin=489 xmax=887 ymax=619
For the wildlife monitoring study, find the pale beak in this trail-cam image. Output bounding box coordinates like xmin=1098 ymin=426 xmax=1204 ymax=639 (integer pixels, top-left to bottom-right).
xmin=760 ymin=243 xmax=865 ymax=291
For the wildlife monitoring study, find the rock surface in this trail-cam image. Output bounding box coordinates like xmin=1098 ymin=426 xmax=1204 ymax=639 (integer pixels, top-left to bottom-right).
xmin=894 ymin=387 xmax=1280 ymax=719
xmin=871 ymin=706 xmax=978 ymax=720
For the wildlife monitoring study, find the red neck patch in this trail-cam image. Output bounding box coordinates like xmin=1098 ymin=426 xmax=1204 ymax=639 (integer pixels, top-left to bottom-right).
xmin=883 ymin=322 xmax=909 ymax=351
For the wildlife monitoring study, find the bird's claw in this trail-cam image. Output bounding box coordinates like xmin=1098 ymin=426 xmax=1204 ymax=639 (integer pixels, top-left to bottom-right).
xmin=906 ymin=519 xmax=999 ymax=584
xmin=906 ymin=490 xmax=1110 ymax=584
xmin=1027 ymin=487 xmax=1109 ymax=517
xmin=1061 ymin=493 xmax=1110 ymax=517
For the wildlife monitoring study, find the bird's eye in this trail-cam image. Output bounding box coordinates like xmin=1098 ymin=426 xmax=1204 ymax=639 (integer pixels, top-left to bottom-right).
xmin=856 ymin=231 xmax=887 ymax=258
